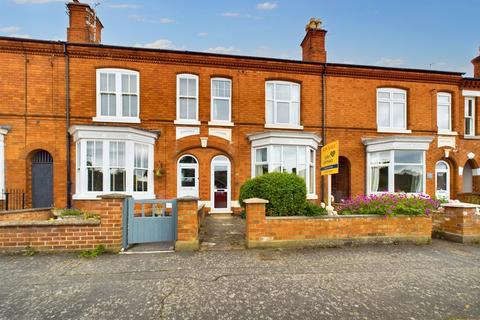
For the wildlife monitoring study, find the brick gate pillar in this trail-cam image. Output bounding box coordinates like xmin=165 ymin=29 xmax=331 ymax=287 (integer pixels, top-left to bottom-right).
xmin=176 ymin=196 xmax=199 ymax=251
xmin=244 ymin=198 xmax=268 ymax=248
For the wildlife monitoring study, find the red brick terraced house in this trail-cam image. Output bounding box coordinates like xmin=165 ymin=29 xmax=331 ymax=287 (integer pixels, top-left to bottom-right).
xmin=0 ymin=1 xmax=479 ymax=213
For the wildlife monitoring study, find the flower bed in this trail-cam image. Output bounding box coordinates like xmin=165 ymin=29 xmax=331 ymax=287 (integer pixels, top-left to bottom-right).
xmin=338 ymin=193 xmax=440 ymax=216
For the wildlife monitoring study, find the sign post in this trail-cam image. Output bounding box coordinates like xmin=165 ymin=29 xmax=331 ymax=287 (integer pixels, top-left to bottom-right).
xmin=320 ymin=140 xmax=339 ymax=215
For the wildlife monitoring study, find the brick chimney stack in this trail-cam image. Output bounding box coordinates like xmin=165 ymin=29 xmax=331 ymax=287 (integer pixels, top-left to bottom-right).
xmin=67 ymin=0 xmax=103 ymax=44
xmin=301 ymin=18 xmax=327 ymax=63
xmin=472 ymin=47 xmax=480 ymax=78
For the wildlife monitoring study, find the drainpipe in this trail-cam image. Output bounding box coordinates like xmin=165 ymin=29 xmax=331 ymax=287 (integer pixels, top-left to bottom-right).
xmin=63 ymin=42 xmax=72 ymax=208
xmin=321 ymin=63 xmax=327 ymax=202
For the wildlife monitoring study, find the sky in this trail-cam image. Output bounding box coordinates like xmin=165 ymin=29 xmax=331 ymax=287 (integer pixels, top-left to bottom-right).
xmin=0 ymin=0 xmax=479 ymax=76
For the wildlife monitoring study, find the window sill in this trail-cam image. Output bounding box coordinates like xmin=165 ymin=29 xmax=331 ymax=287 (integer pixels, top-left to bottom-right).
xmin=72 ymin=193 xmax=155 ymax=200
xmin=264 ymin=124 xmax=304 ymax=130
xmin=437 ymin=131 xmax=458 ymax=136
xmin=377 ymin=128 xmax=412 ymax=134
xmin=174 ymin=120 xmax=201 ymax=126
xmin=92 ymin=117 xmax=141 ymax=124
xmin=463 ymin=135 xmax=480 ymax=140
xmin=307 ymin=194 xmax=318 ymax=200
xmin=208 ymin=121 xmax=234 ymax=127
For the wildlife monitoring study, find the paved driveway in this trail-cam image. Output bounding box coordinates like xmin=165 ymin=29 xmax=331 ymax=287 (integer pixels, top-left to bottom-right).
xmin=0 ymin=240 xmax=479 ymax=320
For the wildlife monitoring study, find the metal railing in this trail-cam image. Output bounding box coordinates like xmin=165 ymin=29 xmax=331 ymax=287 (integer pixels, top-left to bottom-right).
xmin=1 ymin=189 xmax=26 ymax=211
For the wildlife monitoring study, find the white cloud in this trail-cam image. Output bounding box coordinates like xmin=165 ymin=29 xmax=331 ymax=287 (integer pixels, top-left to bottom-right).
xmin=256 ymin=2 xmax=277 ymax=10
xmin=0 ymin=26 xmax=21 ymax=33
xmin=8 ymin=33 xmax=31 ymax=38
xmin=222 ymin=12 xmax=241 ymax=17
xmin=198 ymin=32 xmax=208 ymax=37
xmin=128 ymin=14 xmax=174 ymax=24
xmin=375 ymin=57 xmax=406 ymax=68
xmin=204 ymin=46 xmax=239 ymax=55
xmin=136 ymin=39 xmax=184 ymax=50
xmin=107 ymin=3 xmax=141 ymax=9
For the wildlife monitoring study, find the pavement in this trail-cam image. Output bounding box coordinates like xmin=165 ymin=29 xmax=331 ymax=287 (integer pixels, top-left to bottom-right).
xmin=199 ymin=213 xmax=245 ymax=251
xmin=0 ymin=240 xmax=479 ymax=320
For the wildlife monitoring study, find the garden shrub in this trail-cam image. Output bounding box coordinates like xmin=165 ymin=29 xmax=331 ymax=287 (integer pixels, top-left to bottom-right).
xmin=338 ymin=193 xmax=440 ymax=216
xmin=239 ymin=172 xmax=326 ymax=216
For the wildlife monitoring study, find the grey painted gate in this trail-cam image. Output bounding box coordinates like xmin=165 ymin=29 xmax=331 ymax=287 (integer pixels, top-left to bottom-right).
xmin=122 ymin=198 xmax=177 ymax=249
xmin=31 ymin=150 xmax=53 ymax=208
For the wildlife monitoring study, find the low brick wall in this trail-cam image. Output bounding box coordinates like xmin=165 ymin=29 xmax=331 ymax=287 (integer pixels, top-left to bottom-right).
xmin=244 ymin=198 xmax=432 ymax=249
xmin=457 ymin=193 xmax=480 ymax=205
xmin=0 ymin=194 xmax=125 ymax=252
xmin=176 ymin=197 xmax=200 ymax=251
xmin=0 ymin=208 xmax=52 ymax=222
xmin=433 ymin=203 xmax=480 ymax=244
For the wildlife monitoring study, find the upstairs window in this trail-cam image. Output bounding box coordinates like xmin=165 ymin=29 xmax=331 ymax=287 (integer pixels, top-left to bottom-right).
xmin=176 ymin=74 xmax=199 ymax=123
xmin=377 ymin=88 xmax=407 ymax=131
xmin=465 ymin=97 xmax=475 ymax=136
xmin=210 ymin=78 xmax=232 ymax=124
xmin=437 ymin=92 xmax=452 ymax=132
xmin=265 ymin=81 xmax=300 ymax=127
xmin=96 ymin=69 xmax=139 ymax=123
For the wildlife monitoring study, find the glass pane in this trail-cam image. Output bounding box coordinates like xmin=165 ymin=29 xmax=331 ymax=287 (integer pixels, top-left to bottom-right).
xmin=291 ymin=102 xmax=299 ymax=125
xmin=266 ymin=83 xmax=274 ymax=100
xmin=88 ymin=167 xmax=103 ymax=192
xmin=437 ymin=105 xmax=449 ymax=130
xmin=277 ymin=102 xmax=290 ymax=123
xmin=370 ymin=151 xmax=390 ymax=165
xmin=212 ymin=80 xmax=220 ymax=97
xmin=213 ymin=99 xmax=229 ymax=121
xmin=394 ymin=165 xmax=423 ymax=193
xmin=130 ymin=96 xmax=138 ymax=117
xmin=283 ymin=146 xmax=296 ymax=174
xmin=108 ymin=73 xmax=115 ymax=91
xmin=180 ymin=156 xmax=197 ymax=164
xmin=371 ymin=166 xmax=389 ymax=192
xmin=86 ymin=141 xmax=93 ymax=166
xmin=276 ymin=84 xmax=290 ymax=100
xmin=272 ymin=146 xmax=281 ymax=163
xmin=256 ymin=148 xmax=267 ymax=162
xmin=179 ymin=78 xmax=187 ymax=96
xmin=181 ymin=168 xmax=196 ymax=187
xmin=266 ymin=101 xmax=274 ymax=124
xmin=188 ymin=98 xmax=197 ymax=119
xmin=465 ymin=118 xmax=472 ymax=135
xmin=255 ymin=164 xmax=268 ymax=176
xmin=134 ymin=169 xmax=148 ymax=192
xmin=392 ymin=92 xmax=405 ymax=100
xmin=101 ymin=94 xmax=108 ymax=116
xmin=394 ymin=151 xmax=423 ymax=164
xmin=100 ymin=73 xmax=107 ymax=91
xmin=437 ymin=94 xmax=450 ymax=104
xmin=297 ymin=146 xmax=306 ymax=164
xmin=436 ymin=172 xmax=447 ymax=191
xmin=436 ymin=162 xmax=447 ymax=170
xmin=214 ymin=166 xmax=228 ymax=189
xmin=224 ymin=81 xmax=231 ymax=97
xmin=179 ymin=98 xmax=188 ymax=119
xmin=118 ymin=142 xmax=125 ymax=167
xmin=95 ymin=141 xmax=103 ymax=166
xmin=109 ymin=94 xmax=116 ymax=116
xmin=142 ymin=145 xmax=148 ymax=168
xmin=110 ymin=168 xmax=126 ymax=192
xmin=297 ymin=164 xmax=306 ymax=179
xmin=122 ymin=74 xmax=129 ymax=93
xmin=291 ymin=84 xmax=300 ymax=102
xmin=392 ymin=102 xmax=405 ymax=128
xmin=378 ymin=102 xmax=390 ymax=127
xmin=378 ymin=91 xmax=389 ymax=99
xmin=130 ymin=75 xmax=137 ymax=93
xmin=134 ymin=145 xmax=141 ymax=167
xmin=109 ymin=142 xmax=117 ymax=166
xmin=122 ymin=95 xmax=130 ymax=117
xmin=187 ymin=78 xmax=196 ymax=96
xmin=309 ymin=164 xmax=314 ymax=193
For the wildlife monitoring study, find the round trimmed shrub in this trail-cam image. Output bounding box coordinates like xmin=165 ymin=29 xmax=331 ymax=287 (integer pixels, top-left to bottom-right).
xmin=239 ymin=172 xmax=307 ymax=216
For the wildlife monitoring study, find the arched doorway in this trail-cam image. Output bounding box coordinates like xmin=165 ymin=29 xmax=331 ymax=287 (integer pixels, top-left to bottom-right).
xmin=463 ymin=161 xmax=473 ymax=193
xmin=177 ymin=155 xmax=199 ymax=198
xmin=332 ymin=156 xmax=350 ymax=202
xmin=31 ymin=150 xmax=53 ymax=208
xmin=435 ymin=160 xmax=450 ymax=200
xmin=210 ymin=155 xmax=231 ymax=212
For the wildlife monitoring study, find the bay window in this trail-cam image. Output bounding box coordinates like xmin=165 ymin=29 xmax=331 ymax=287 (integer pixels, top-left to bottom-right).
xmin=265 ymin=81 xmax=301 ymax=128
xmin=95 ymin=68 xmax=140 ymax=123
xmin=210 ymin=78 xmax=232 ymax=124
xmin=465 ymin=97 xmax=475 ymax=136
xmin=70 ymin=125 xmax=157 ymax=199
xmin=376 ymin=88 xmax=407 ymax=132
xmin=176 ymin=74 xmax=199 ymax=124
xmin=437 ymin=92 xmax=452 ymax=132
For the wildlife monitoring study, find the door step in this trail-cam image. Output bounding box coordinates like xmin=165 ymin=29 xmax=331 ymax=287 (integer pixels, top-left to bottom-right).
xmin=120 ymin=242 xmax=174 ymax=254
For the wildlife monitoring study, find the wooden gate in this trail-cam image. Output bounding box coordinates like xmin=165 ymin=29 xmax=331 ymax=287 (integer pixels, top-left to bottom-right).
xmin=122 ymin=198 xmax=177 ymax=249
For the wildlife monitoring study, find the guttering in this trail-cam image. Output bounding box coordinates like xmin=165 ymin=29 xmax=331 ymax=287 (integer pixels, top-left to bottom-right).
xmin=63 ymin=41 xmax=72 ymax=208
xmin=321 ymin=63 xmax=326 ymax=202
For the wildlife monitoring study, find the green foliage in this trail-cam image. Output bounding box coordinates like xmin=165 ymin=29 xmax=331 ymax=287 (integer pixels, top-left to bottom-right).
xmin=60 ymin=208 xmax=84 ymax=216
xmin=78 ymin=245 xmax=106 ymax=258
xmin=301 ymin=202 xmax=327 ymax=216
xmin=338 ymin=193 xmax=440 ymax=216
xmin=83 ymin=212 xmax=101 ymax=220
xmin=23 ymin=246 xmax=37 ymax=257
xmin=239 ymin=172 xmax=325 ymax=216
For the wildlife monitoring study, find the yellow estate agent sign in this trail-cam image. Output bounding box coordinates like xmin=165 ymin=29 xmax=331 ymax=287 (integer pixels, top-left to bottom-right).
xmin=321 ymin=140 xmax=339 ymax=176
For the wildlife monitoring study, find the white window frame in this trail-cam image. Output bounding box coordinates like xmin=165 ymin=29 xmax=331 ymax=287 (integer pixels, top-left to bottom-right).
xmin=209 ymin=78 xmax=233 ymax=126
xmin=265 ymin=81 xmax=303 ymax=129
xmin=465 ymin=97 xmax=475 ymax=137
xmin=376 ymin=88 xmax=410 ymax=133
xmin=70 ymin=125 xmax=156 ymax=200
xmin=175 ymin=73 xmax=200 ymax=125
xmin=435 ymin=160 xmax=450 ymax=200
xmin=437 ymin=92 xmax=452 ymax=133
xmin=94 ymin=68 xmax=140 ymax=123
xmin=0 ymin=128 xmax=7 ymax=200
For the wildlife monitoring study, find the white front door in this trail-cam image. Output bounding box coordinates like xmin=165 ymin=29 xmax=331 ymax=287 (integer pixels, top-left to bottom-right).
xmin=177 ymin=155 xmax=199 ymax=198
xmin=435 ymin=161 xmax=450 ymax=200
xmin=211 ymin=156 xmax=231 ymax=212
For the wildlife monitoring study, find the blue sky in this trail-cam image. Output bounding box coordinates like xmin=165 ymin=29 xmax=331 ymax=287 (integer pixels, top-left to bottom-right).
xmin=1 ymin=0 xmax=479 ymax=76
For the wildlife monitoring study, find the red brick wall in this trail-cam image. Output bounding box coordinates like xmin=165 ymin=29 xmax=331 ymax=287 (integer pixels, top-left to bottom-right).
xmin=245 ymin=199 xmax=432 ymax=248
xmin=433 ymin=204 xmax=480 ymax=243
xmin=0 ymin=208 xmax=52 ymax=222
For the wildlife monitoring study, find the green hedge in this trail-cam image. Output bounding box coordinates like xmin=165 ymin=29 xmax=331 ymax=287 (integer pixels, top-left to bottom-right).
xmin=239 ymin=172 xmax=326 ymax=216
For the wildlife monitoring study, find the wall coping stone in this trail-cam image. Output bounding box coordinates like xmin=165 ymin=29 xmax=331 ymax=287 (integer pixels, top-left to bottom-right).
xmin=98 ymin=194 xmax=132 ymax=199
xmin=0 ymin=207 xmax=52 ymax=215
xmin=0 ymin=219 xmax=100 ymax=227
xmin=177 ymin=196 xmax=199 ymax=202
xmin=244 ymin=198 xmax=269 ymax=204
xmin=441 ymin=203 xmax=480 ymax=208
xmin=266 ymin=214 xmax=428 ymax=220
